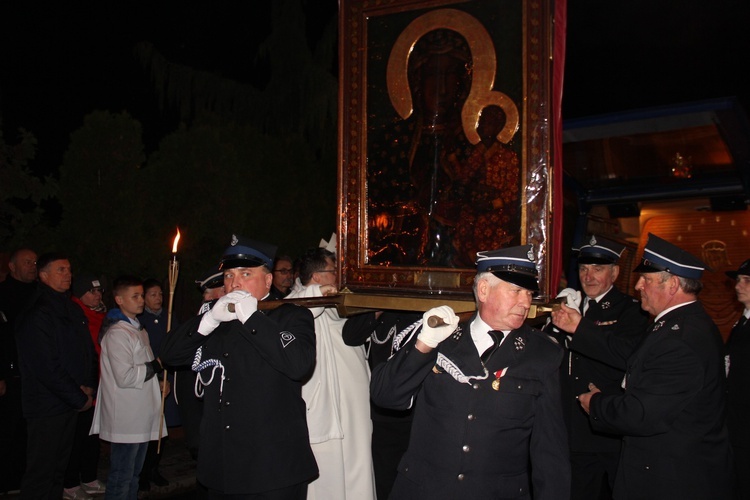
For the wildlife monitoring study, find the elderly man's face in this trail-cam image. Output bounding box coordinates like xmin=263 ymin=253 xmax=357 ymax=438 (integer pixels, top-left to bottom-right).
xmin=579 ymin=264 xmax=619 ymax=299
xmin=39 ymin=259 xmax=72 ymax=293
xmin=476 ymin=275 xmax=533 ymax=331
xmin=272 ymin=259 xmax=294 ymax=292
xmin=224 ymin=266 xmax=272 ymax=299
xmin=10 ymin=249 xmax=37 ymax=283
xmin=635 ymin=272 xmax=674 ymax=316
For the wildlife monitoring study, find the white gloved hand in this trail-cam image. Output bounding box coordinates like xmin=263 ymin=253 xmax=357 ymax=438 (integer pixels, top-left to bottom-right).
xmin=197 ymin=292 xmax=243 ymax=335
xmin=418 ymin=306 xmax=459 ymax=348
xmin=234 ymin=293 xmax=258 ymax=323
xmin=556 ymin=288 xmax=582 ymax=309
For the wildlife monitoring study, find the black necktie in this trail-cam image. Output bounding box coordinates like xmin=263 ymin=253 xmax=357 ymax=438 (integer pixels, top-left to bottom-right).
xmin=482 ymin=330 xmax=505 ymax=363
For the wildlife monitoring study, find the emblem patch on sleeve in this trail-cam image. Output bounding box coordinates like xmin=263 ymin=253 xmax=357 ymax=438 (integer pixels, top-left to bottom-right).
xmin=280 ymin=331 xmax=296 ymax=348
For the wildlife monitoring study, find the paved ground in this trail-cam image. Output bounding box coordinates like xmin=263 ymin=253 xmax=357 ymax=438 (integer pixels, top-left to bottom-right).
xmin=3 ymin=427 xmax=198 ymax=499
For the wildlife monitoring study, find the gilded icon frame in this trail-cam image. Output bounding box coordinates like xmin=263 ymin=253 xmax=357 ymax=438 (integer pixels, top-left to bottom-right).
xmin=337 ymin=0 xmax=553 ymax=297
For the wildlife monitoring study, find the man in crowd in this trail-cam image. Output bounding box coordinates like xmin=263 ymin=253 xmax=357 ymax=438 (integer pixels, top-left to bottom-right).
xmin=553 ymin=233 xmax=733 ymax=499
xmin=160 ymin=235 xmax=318 ymax=499
xmin=287 ymin=247 xmax=375 ymax=499
xmin=371 ymin=245 xmax=570 ymax=499
xmin=0 ymin=247 xmax=38 ymax=494
xmin=269 ymin=255 xmax=294 ymax=299
xmin=725 ymin=258 xmax=750 ymax=498
xmin=546 ymin=235 xmax=649 ymax=499
xmin=15 ymin=253 xmax=98 ymax=500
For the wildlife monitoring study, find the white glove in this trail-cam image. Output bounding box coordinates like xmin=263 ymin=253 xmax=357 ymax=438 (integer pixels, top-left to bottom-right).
xmin=235 ymin=293 xmax=258 ymax=323
xmin=556 ymin=288 xmax=582 ymax=309
xmin=418 ymin=306 xmax=459 ymax=348
xmin=197 ymin=292 xmax=242 ymax=335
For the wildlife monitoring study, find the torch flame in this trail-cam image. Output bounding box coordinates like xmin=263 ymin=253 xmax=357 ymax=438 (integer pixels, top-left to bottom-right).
xmin=172 ymin=228 xmax=181 ymax=253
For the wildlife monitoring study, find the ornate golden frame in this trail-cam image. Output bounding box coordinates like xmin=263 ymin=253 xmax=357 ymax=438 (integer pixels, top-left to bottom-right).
xmin=338 ymin=0 xmax=553 ymax=297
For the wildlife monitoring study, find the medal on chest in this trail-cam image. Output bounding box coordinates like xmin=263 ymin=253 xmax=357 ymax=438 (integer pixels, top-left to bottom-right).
xmin=492 ymin=367 xmax=509 ymax=390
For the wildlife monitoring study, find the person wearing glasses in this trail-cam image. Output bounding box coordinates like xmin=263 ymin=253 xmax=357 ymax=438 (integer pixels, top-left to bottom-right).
xmin=269 ymin=255 xmax=294 ymax=299
xmin=286 ymin=247 xmax=376 ymax=500
xmin=65 ymin=273 xmax=108 ymax=499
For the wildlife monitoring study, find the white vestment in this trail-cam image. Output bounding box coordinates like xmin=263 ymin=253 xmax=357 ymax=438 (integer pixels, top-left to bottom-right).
xmin=286 ymin=284 xmax=375 ymax=500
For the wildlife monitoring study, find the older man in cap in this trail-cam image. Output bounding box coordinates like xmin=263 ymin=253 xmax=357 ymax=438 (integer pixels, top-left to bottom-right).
xmin=725 ymin=258 xmax=750 ymax=499
xmin=546 ymin=235 xmax=648 ymax=500
xmin=553 ymin=233 xmax=733 ymax=499
xmin=371 ymin=245 xmax=570 ymax=500
xmin=160 ymin=235 xmax=318 ymax=499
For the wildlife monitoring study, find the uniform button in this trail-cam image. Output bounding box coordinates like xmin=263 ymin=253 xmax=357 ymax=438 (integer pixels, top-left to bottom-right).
xmin=225 ymin=377 xmax=231 ymax=382
xmin=223 ymin=352 xmax=229 ymax=358
xmin=517 ymin=384 xmax=522 ymax=390
xmin=644 ymin=465 xmax=650 ymax=470
xmin=574 ymin=376 xmax=579 ymax=380
xmin=457 ymin=474 xmax=465 ymax=481
xmin=472 ymin=383 xmax=480 ymax=390
xmin=462 ymin=445 xmax=470 ymax=453
xmin=467 ymin=414 xmax=475 ymax=421
xmin=251 ymin=329 xmax=258 ymax=335
xmin=225 ymin=425 xmax=230 ymax=430
xmin=225 ymin=401 xmax=230 ymax=406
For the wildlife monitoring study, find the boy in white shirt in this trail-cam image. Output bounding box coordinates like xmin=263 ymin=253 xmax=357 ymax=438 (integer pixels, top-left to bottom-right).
xmin=90 ymin=276 xmax=167 ymax=500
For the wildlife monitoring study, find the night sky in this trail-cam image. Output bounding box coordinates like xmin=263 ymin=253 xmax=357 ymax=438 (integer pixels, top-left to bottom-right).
xmin=1 ymin=1 xmax=749 ymax=177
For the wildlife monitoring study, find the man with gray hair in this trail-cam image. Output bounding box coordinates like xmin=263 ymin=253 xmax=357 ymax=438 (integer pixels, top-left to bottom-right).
xmin=553 ymin=233 xmax=733 ymax=499
xmin=371 ymin=245 xmax=570 ymax=499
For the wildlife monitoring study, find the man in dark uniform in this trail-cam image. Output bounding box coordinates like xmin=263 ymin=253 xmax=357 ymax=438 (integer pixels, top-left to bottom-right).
xmin=554 ymin=233 xmax=733 ymax=500
xmin=370 ymin=245 xmax=570 ymax=500
xmin=160 ymin=235 xmax=318 ymax=499
xmin=342 ymin=311 xmax=421 ymax=500
xmin=725 ymin=258 xmax=750 ymax=499
xmin=546 ymin=235 xmax=649 ymax=499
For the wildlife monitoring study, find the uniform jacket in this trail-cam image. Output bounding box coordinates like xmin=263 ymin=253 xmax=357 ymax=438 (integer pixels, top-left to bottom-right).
xmin=91 ymin=311 xmax=165 ymax=443
xmin=370 ymin=319 xmax=570 ymax=500
xmin=554 ymin=287 xmax=649 ymax=453
xmin=160 ymin=301 xmax=318 ymax=495
xmin=580 ymin=301 xmax=732 ymax=500
xmin=15 ymin=284 xmax=98 ymax=418
xmin=726 ymin=312 xmax=750 ymax=448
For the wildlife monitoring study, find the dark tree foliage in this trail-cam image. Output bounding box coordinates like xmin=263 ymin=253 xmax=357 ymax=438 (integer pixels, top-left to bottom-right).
xmin=0 ymin=125 xmax=57 ymax=250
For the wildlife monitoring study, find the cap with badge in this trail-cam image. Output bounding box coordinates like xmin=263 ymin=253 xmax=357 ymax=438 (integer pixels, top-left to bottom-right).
xmin=725 ymin=259 xmax=750 ymax=280
xmin=196 ymin=264 xmax=224 ymax=292
xmin=72 ymin=273 xmax=103 ymax=298
xmin=219 ymin=234 xmax=277 ymax=270
xmin=476 ymin=244 xmax=539 ymax=292
xmin=574 ymin=235 xmax=625 ymax=265
xmin=634 ymin=233 xmax=707 ymax=279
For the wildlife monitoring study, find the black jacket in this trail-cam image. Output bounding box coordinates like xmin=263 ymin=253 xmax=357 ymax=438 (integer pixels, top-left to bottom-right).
xmin=15 ymin=284 xmax=98 ymax=418
xmin=160 ymin=301 xmax=318 ymax=495
xmin=726 ymin=313 xmax=750 ymax=448
xmin=0 ymin=276 xmax=37 ymax=380
xmin=371 ymin=318 xmax=570 ymax=500
xmin=551 ymin=287 xmax=649 ymax=453
xmin=581 ymin=301 xmax=733 ymax=500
